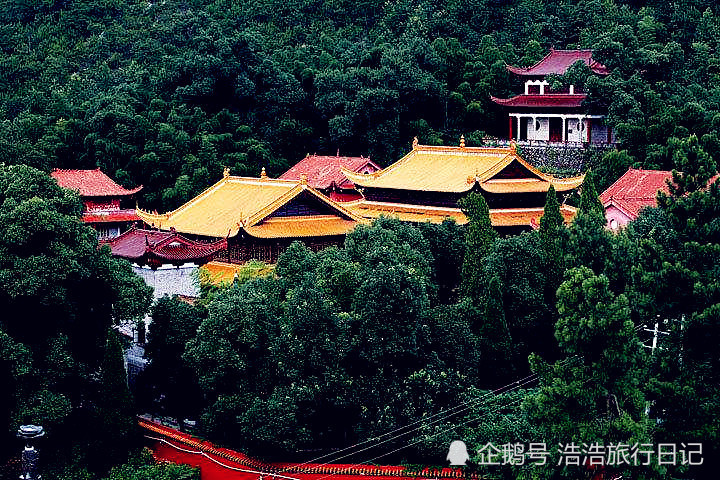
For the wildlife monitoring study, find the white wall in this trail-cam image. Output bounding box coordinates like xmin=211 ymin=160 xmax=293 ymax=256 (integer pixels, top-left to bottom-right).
xmin=566 ymin=118 xmax=584 ymax=143
xmin=527 ymin=117 xmax=549 ymax=141
xmin=133 ymin=264 xmax=199 ymax=300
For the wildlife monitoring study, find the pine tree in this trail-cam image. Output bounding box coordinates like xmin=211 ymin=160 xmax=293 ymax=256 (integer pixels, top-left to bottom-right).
xmin=567 ymin=171 xmax=612 ymax=276
xmin=526 ymin=267 xmax=651 ymax=478
xmin=658 ymin=135 xmax=720 ymax=243
xmin=458 ymin=192 xmax=497 ymax=301
xmin=477 ymin=276 xmax=516 ymax=384
xmin=92 ymin=329 xmax=137 ymax=472
xmin=539 ymin=185 xmax=568 ymax=294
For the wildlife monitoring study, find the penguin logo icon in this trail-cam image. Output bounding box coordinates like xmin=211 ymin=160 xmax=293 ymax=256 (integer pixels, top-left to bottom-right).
xmin=447 ymin=440 xmax=470 ymax=466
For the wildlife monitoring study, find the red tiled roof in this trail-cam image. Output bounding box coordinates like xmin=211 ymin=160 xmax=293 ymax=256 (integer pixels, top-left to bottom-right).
xmin=279 ymin=154 xmax=380 ymax=190
xmin=107 ymin=227 xmax=226 ymax=265
xmin=51 ymin=168 xmax=142 ymax=197
xmin=83 ymin=210 xmax=140 ymax=223
xmin=491 ymin=94 xmax=587 ymax=108
xmin=507 ymin=49 xmax=609 ymax=76
xmin=600 ymin=168 xmax=672 ymax=220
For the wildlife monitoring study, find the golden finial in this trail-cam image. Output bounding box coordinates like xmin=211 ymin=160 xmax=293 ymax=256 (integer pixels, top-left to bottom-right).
xmin=223 ymin=166 xmax=230 ymax=177
xmin=460 ymin=135 xmax=465 ymax=149
xmin=300 ymin=173 xmax=308 ymax=186
xmin=412 ymin=137 xmax=419 ymax=149
xmin=260 ymin=167 xmax=267 ymax=179
xmin=510 ymin=140 xmax=517 ymax=152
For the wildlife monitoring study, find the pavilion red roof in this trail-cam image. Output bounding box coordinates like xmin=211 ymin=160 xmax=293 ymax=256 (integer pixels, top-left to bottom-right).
xmin=107 ymin=227 xmax=226 ymax=266
xmin=51 ymin=168 xmax=142 ymax=197
xmin=507 ymin=49 xmax=609 ymax=76
xmin=279 ymin=154 xmax=380 ymax=190
xmin=490 ymin=93 xmax=587 ymax=108
xmin=599 ymin=168 xmax=672 ymax=220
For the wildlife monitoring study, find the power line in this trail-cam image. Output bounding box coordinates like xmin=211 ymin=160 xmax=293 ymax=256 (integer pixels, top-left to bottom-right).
xmin=284 ymin=355 xmax=585 ymax=473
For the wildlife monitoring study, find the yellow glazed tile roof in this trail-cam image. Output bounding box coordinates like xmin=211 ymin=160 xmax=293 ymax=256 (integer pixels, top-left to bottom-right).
xmin=243 ymin=216 xmax=361 ymax=238
xmin=200 ymin=261 xmax=245 ymax=285
xmin=200 ymin=260 xmax=276 ymax=285
xmin=346 ymin=200 xmax=577 ymax=227
xmin=137 ymin=175 xmax=363 ymax=238
xmin=342 ymin=143 xmax=584 ymax=193
xmin=345 ymin=201 xmax=469 ymax=224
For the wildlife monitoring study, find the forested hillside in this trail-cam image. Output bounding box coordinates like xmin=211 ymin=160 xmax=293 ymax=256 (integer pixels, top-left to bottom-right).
xmin=2 ymin=1 xmax=720 ymax=479
xmin=3 ymin=0 xmax=720 ymax=207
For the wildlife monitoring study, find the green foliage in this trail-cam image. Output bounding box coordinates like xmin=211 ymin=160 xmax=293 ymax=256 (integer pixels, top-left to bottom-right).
xmin=0 ymin=165 xmax=151 ymax=476
xmin=527 ymin=267 xmax=651 ymax=478
xmin=567 ymin=170 xmax=613 ymax=276
xmin=458 ymin=192 xmax=496 ymax=301
xmin=181 ymin=218 xmax=480 ymax=460
xmin=93 ymin=329 xmax=138 ymax=471
xmin=136 ymin=297 xmax=205 ymax=421
xmin=2 ymin=1 xmax=720 ymax=476
xmin=102 ymin=449 xmax=199 ymax=480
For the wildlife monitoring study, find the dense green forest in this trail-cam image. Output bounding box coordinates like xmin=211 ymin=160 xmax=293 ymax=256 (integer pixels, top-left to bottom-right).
xmin=3 ymin=0 xmax=720 ymax=203
xmin=1 ymin=0 xmax=720 ymax=479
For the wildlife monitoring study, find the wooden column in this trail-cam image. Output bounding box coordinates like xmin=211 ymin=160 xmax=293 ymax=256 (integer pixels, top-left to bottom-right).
xmin=587 ymin=118 xmax=592 ymax=143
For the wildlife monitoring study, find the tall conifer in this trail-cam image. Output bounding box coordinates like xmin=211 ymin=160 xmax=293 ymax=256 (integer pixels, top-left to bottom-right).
xmin=458 ymin=192 xmax=497 ymax=300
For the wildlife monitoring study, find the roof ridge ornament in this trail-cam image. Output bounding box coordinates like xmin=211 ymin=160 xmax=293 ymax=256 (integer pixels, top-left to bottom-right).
xmin=412 ymin=137 xmax=419 ymax=149
xmin=300 ymin=173 xmax=308 ymax=186
xmin=223 ymin=166 xmax=230 ymax=178
xmin=460 ymin=135 xmax=465 ymax=149
xmin=510 ymin=140 xmax=517 ymax=153
xmin=261 ymin=167 xmax=268 ymax=179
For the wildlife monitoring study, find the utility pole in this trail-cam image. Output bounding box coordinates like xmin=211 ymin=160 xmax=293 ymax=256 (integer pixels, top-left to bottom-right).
xmin=642 ymin=316 xmax=670 ymax=355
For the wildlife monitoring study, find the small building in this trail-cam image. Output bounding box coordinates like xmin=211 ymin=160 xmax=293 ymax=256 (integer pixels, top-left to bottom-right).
xmin=51 ymin=168 xmax=142 ymax=239
xmin=105 ymin=226 xmax=228 ymax=299
xmin=491 ymin=49 xmax=613 ymax=145
xmin=137 ymin=168 xmax=366 ymax=264
xmin=342 ymin=138 xmax=582 ymax=234
xmin=600 ymin=168 xmax=673 ymax=230
xmin=279 ymin=153 xmax=380 ymax=202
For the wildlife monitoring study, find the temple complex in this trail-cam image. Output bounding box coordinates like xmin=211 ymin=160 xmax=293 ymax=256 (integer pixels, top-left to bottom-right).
xmin=343 ymin=138 xmax=582 ymax=234
xmin=279 ymin=153 xmax=380 ymax=201
xmin=51 ymin=168 xmax=142 ymax=239
xmin=137 ymin=168 xmax=365 ymax=264
xmin=491 ymin=49 xmax=613 ymax=145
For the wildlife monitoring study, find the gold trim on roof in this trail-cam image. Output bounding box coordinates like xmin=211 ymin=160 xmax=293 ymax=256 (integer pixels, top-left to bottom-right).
xmin=244 ymin=216 xmax=363 ymax=238
xmin=341 ymin=144 xmax=584 ymax=193
xmin=345 ymin=200 xmax=577 ymax=227
xmin=137 ymin=175 xmax=364 ymax=238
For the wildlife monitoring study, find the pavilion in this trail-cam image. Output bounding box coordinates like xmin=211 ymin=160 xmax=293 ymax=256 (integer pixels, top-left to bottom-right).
xmin=491 ymin=49 xmax=613 ymax=145
xmin=342 ymin=138 xmax=582 ymax=234
xmin=51 ymin=168 xmax=142 ymax=239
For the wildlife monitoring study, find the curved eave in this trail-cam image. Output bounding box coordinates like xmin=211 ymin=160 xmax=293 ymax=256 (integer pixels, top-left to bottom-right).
xmin=480 ymin=176 xmax=585 ymax=194
xmin=242 ymin=216 xmax=363 ymax=239
xmin=136 ymin=207 xmax=240 ymax=238
xmin=120 ymin=185 xmax=144 ymax=196
xmin=490 ymin=94 xmax=587 ymax=108
xmin=136 ymin=208 xmax=169 ymax=227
